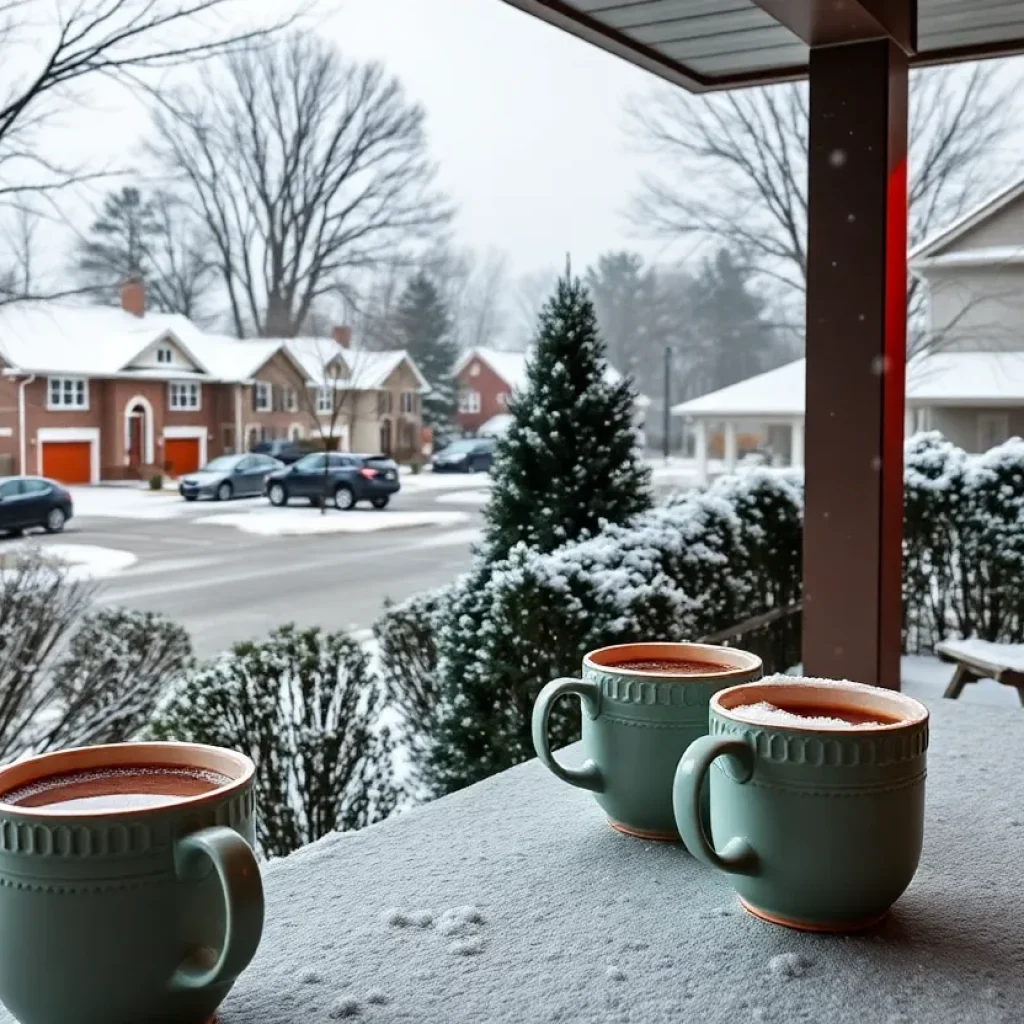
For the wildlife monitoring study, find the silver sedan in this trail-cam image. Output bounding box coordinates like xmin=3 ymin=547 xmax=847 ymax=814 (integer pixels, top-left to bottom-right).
xmin=178 ymin=453 xmax=283 ymax=502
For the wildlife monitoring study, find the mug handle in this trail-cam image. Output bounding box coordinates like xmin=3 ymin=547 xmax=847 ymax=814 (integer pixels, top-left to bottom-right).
xmin=170 ymin=826 xmax=265 ymax=992
xmin=532 ymin=678 xmax=604 ymax=793
xmin=673 ymin=735 xmax=759 ymax=875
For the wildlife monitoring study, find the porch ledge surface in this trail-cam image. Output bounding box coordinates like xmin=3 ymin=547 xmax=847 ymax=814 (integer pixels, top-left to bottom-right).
xmin=6 ymin=698 xmax=1021 ymax=1023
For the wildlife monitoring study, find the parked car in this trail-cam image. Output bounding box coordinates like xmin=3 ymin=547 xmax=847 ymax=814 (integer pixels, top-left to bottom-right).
xmin=179 ymin=454 xmax=284 ymax=502
xmin=264 ymin=453 xmax=400 ymax=510
xmin=0 ymin=476 xmax=73 ymax=535
xmin=432 ymin=437 xmax=496 ymax=473
xmin=250 ymin=439 xmax=318 ymax=465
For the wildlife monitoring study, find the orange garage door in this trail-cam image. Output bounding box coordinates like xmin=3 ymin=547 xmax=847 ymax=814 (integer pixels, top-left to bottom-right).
xmin=41 ymin=441 xmax=92 ymax=484
xmin=164 ymin=438 xmax=201 ymax=477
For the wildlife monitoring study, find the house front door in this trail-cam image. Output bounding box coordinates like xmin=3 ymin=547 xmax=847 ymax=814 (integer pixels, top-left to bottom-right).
xmin=127 ymin=411 xmax=144 ymax=469
xmin=379 ymin=419 xmax=392 ymax=456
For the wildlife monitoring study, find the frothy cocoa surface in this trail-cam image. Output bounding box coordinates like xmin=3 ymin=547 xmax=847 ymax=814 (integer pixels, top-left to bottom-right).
xmin=610 ymin=658 xmax=733 ymax=676
xmin=0 ymin=766 xmax=231 ymax=812
xmin=730 ymin=701 xmax=901 ymax=730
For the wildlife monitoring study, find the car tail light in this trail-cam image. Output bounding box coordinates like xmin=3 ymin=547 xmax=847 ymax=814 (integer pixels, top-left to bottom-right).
xmin=359 ymin=467 xmax=377 ymax=479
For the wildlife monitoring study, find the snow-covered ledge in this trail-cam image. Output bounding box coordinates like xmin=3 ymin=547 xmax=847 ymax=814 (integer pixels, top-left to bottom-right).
xmin=133 ymin=696 xmax=1024 ymax=1024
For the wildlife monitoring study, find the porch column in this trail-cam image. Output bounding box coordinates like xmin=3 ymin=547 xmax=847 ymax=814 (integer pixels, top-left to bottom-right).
xmin=803 ymin=39 xmax=908 ymax=689
xmin=694 ymin=419 xmax=708 ymax=485
xmin=791 ymin=419 xmax=804 ymax=468
xmin=723 ymin=420 xmax=738 ymax=472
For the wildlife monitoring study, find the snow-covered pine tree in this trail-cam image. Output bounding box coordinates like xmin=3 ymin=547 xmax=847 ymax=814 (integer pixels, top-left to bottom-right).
xmin=482 ymin=269 xmax=652 ymax=561
xmin=393 ymin=271 xmax=459 ymax=431
xmin=424 ymin=269 xmax=653 ymax=795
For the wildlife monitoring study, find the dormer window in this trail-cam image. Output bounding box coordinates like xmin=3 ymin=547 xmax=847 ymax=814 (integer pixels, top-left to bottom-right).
xmin=156 ymin=346 xmax=173 ymax=365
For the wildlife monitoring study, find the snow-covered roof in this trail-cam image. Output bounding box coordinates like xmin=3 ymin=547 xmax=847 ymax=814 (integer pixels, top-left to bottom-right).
xmin=673 ymin=351 xmax=1024 ymax=419
xmin=911 ymin=245 xmax=1024 ymax=271
xmin=477 ymin=413 xmax=514 ymax=437
xmin=0 ymin=302 xmax=211 ymax=377
xmin=190 ymin=336 xmax=289 ymax=382
xmin=911 ymin=176 xmax=1024 ymax=262
xmin=284 ymin=338 xmax=429 ymax=392
xmin=454 ymin=346 xmax=647 ymax=403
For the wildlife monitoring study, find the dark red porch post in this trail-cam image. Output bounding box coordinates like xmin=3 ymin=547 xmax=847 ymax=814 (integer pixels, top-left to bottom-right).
xmin=802 ymin=40 xmax=908 ymax=688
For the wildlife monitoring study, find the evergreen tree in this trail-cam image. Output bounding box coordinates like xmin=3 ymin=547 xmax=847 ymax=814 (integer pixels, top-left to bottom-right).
xmin=392 ymin=272 xmax=459 ymax=429
xmin=424 ymin=270 xmax=653 ymax=794
xmin=483 ymin=270 xmax=652 ymax=561
xmin=74 ymin=186 xmax=157 ymax=291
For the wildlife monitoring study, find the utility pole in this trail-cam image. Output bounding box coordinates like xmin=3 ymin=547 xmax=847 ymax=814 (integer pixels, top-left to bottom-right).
xmin=663 ymin=344 xmax=673 ymax=462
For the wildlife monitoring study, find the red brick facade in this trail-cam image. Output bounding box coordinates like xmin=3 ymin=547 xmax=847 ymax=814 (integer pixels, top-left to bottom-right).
xmin=453 ymin=356 xmax=510 ymax=433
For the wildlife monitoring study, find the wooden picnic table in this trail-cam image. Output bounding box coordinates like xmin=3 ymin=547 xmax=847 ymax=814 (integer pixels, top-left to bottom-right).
xmin=937 ymin=638 xmax=1024 ymax=705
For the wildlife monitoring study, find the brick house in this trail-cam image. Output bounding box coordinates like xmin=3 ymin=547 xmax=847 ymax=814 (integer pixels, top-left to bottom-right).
xmin=452 ymin=347 xmax=650 ymax=436
xmin=0 ymin=281 xmax=427 ymax=483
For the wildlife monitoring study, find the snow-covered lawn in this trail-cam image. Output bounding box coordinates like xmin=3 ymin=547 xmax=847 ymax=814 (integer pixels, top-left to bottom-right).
xmin=5 ymin=543 xmax=138 ymax=579
xmin=70 ymin=486 xmax=189 ymax=520
xmin=434 ymin=489 xmax=490 ymax=508
xmin=398 ymin=470 xmax=492 ymax=493
xmin=197 ymin=507 xmax=471 ymax=536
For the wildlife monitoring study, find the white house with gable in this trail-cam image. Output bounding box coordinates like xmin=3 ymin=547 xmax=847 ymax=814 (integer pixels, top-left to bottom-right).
xmin=673 ymin=176 xmax=1024 ymax=481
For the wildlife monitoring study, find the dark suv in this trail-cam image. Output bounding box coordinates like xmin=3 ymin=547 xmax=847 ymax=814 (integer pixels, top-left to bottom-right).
xmin=431 ymin=437 xmax=496 ymax=473
xmin=264 ymin=453 xmax=400 ymax=510
xmin=251 ymin=438 xmax=317 ymax=465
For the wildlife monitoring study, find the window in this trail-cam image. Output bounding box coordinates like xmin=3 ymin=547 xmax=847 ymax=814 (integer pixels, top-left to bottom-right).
xmin=48 ymin=377 xmax=88 ymax=410
xmin=21 ymin=479 xmax=49 ymax=494
xmin=978 ymin=412 xmax=1010 ymax=452
xmin=458 ymin=389 xmax=481 ymax=414
xmin=378 ymin=392 xmax=393 ymax=416
xmin=254 ymin=381 xmax=272 ymax=412
xmin=497 ymin=392 xmax=509 ymax=409
xmin=400 ymin=391 xmax=416 ymax=414
xmin=156 ymin=346 xmax=173 ymax=365
xmin=289 ymin=423 xmax=304 ymax=441
xmin=283 ymin=386 xmax=298 ymax=413
xmin=469 ymin=362 xmax=481 ymax=377
xmin=316 ymin=387 xmax=333 ymax=414
xmin=0 ymin=480 xmax=21 ymax=499
xmin=168 ymin=382 xmax=201 ymax=411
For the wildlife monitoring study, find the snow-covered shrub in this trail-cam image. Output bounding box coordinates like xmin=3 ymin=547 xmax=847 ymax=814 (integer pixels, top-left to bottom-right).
xmin=374 ymin=586 xmax=449 ymax=754
xmin=148 ymin=624 xmax=398 ymax=858
xmin=902 ymin=432 xmax=1024 ymax=651
xmin=425 ymin=469 xmax=804 ymax=795
xmin=44 ymin=608 xmax=193 ymax=752
xmin=0 ymin=550 xmax=192 ymax=761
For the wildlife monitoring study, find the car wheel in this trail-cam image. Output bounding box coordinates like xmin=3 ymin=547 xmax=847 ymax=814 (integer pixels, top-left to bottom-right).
xmin=44 ymin=507 xmax=66 ymax=534
xmin=334 ymin=485 xmax=355 ymax=511
xmin=268 ymin=483 xmax=288 ymax=507
xmin=216 ymin=481 xmax=233 ymax=502
xmin=371 ymin=496 xmax=390 ymax=510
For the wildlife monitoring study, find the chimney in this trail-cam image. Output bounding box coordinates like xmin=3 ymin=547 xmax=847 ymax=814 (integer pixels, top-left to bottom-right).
xmin=332 ymin=324 xmax=352 ymax=349
xmin=120 ymin=275 xmax=146 ymax=318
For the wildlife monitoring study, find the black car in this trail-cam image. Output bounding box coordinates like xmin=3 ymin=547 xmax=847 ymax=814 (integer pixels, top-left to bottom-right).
xmin=179 ymin=454 xmax=284 ymax=502
xmin=251 ymin=439 xmax=317 ymax=465
xmin=0 ymin=476 xmax=73 ymax=535
xmin=264 ymin=453 xmax=401 ymax=510
xmin=431 ymin=437 xmax=496 ymax=473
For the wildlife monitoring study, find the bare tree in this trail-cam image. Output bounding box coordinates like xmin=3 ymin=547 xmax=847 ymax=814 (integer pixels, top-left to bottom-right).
xmin=628 ymin=64 xmax=1018 ymax=354
xmin=511 ymin=266 xmax=559 ymax=349
xmin=0 ymin=0 xmax=296 ymax=304
xmin=149 ymin=33 xmax=452 ymax=339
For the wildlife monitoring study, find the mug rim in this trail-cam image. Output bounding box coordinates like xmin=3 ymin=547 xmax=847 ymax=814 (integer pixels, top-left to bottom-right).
xmin=585 ymin=642 xmax=762 ymax=679
xmin=711 ymin=675 xmax=929 ymax=733
xmin=0 ymin=741 xmax=255 ymax=819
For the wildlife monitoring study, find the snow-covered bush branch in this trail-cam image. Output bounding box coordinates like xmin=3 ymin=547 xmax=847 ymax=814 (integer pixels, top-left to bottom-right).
xmin=148 ymin=624 xmax=399 ymax=858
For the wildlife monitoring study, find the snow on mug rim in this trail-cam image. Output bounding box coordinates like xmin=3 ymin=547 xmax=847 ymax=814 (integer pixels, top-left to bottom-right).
xmin=712 ymin=675 xmax=928 ymax=733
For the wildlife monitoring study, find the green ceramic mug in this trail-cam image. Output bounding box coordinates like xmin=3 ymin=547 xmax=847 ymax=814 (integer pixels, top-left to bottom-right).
xmin=532 ymin=642 xmax=763 ymax=840
xmin=674 ymin=677 xmax=929 ymax=932
xmin=0 ymin=741 xmax=264 ymax=1024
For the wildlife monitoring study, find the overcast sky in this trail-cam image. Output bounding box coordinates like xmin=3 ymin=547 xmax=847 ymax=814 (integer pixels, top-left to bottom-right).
xmin=318 ymin=0 xmax=666 ymax=276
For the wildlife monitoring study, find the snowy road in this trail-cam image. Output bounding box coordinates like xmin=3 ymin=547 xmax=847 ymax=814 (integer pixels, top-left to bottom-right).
xmin=14 ymin=488 xmax=480 ymax=657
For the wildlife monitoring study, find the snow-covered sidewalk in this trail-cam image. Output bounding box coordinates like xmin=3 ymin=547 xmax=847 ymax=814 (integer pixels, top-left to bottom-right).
xmin=4 ymin=543 xmax=137 ymax=580
xmin=196 ymin=508 xmax=471 ymax=537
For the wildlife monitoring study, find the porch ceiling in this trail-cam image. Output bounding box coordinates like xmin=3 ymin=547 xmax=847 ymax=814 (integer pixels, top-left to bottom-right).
xmin=501 ymin=0 xmax=1024 ymax=91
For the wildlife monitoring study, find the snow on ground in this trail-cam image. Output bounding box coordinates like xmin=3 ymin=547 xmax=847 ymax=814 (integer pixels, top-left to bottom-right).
xmin=70 ymin=486 xmax=191 ymax=520
xmin=434 ymin=490 xmax=490 ymax=508
xmin=7 ymin=543 xmax=138 ymax=579
xmin=197 ymin=508 xmax=471 ymax=536
xmin=398 ymin=470 xmax=492 ymax=493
